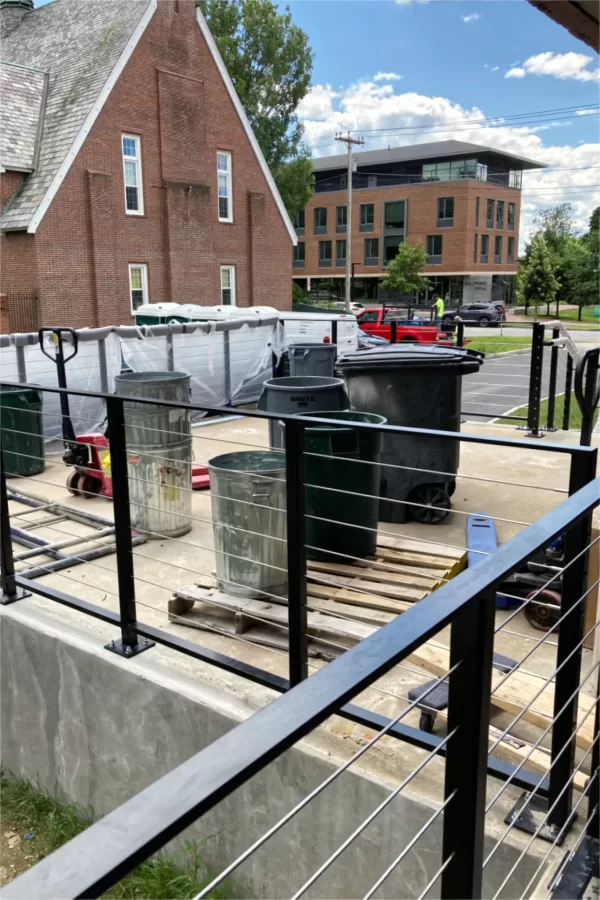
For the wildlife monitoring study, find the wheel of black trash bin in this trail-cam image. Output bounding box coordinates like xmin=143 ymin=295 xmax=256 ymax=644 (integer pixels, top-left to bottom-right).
xmin=447 ymin=479 xmax=457 ymax=497
xmin=419 ymin=711 xmax=435 ymax=733
xmin=408 ymin=483 xmax=451 ymax=525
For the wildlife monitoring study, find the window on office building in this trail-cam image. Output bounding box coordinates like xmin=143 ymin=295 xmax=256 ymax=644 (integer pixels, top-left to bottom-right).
xmin=336 ymin=206 xmax=347 ymax=233
xmin=494 ymin=235 xmax=503 ymax=264
xmin=496 ymin=201 xmax=505 ymax=229
xmin=336 ymin=239 xmax=347 ymax=265
xmin=507 ymin=237 xmax=515 ymax=264
xmin=360 ymin=203 xmax=375 ymax=232
xmin=314 ymin=207 xmax=327 ymax=235
xmin=508 ymin=203 xmax=515 ymax=231
xmin=480 ymin=234 xmax=489 ymax=263
xmin=364 ymin=238 xmax=379 ymax=266
xmin=486 ymin=199 xmax=494 ymax=228
xmin=318 ymin=240 xmax=332 ymax=267
xmin=437 ymin=197 xmax=454 ymax=227
xmin=293 ymin=242 xmax=305 ymax=268
xmin=426 ymin=234 xmax=443 ymax=264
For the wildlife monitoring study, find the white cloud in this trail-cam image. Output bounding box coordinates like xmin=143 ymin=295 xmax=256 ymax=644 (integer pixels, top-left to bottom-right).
xmin=394 ymin=0 xmax=428 ymax=5
xmin=490 ymin=66 xmax=499 ymax=72
xmin=373 ymin=72 xmax=403 ymax=82
xmin=300 ymin=80 xmax=600 ymax=249
xmin=507 ymin=51 xmax=600 ymax=82
xmin=461 ymin=12 xmax=481 ymax=22
xmin=483 ymin=63 xmax=488 ymax=68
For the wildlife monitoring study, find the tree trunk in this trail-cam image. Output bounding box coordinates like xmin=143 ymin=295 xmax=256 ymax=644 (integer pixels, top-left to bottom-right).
xmin=578 ymin=304 xmax=583 ymax=321
xmin=556 ymin=297 xmax=560 ymax=318
xmin=546 ymin=301 xmax=551 ymax=316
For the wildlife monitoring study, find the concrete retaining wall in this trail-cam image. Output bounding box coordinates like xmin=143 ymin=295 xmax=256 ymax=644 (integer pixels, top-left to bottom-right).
xmin=0 ymin=603 xmax=540 ymax=898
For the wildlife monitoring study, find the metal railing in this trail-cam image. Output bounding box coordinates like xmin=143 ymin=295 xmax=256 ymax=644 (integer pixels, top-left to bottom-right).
xmin=0 ymin=381 xmax=599 ymax=899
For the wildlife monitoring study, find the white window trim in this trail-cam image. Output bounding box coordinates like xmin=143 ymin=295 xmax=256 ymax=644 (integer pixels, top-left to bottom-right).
xmin=129 ymin=264 xmax=148 ymax=314
xmin=122 ymin=133 xmax=144 ymax=216
xmin=220 ymin=265 xmax=236 ymax=306
xmin=217 ymin=151 xmax=233 ymax=223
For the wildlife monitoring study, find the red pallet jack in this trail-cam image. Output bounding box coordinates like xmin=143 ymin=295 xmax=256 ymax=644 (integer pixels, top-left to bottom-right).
xmin=39 ymin=327 xmax=210 ymax=497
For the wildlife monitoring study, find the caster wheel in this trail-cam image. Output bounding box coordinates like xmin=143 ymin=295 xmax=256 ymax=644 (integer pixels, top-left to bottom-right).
xmin=66 ymin=470 xmax=82 ymax=496
xmin=419 ymin=711 xmax=435 ymax=733
xmin=524 ymin=589 xmax=561 ymax=631
xmin=447 ymin=479 xmax=457 ymax=497
xmin=408 ymin=484 xmax=451 ymax=525
xmin=78 ymin=474 xmax=102 ymax=498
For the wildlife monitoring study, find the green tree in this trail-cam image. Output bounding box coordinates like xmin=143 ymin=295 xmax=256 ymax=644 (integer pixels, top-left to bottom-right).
xmin=520 ymin=234 xmax=559 ymax=320
xmin=381 ymin=240 xmax=430 ymax=297
xmin=589 ymin=205 xmax=600 ymax=234
xmin=198 ymin=0 xmax=314 ymax=218
xmin=567 ymin=220 xmax=600 ymax=320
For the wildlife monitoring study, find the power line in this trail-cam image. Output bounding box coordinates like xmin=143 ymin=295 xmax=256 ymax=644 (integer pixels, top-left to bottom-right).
xmin=304 ymin=104 xmax=599 ymax=148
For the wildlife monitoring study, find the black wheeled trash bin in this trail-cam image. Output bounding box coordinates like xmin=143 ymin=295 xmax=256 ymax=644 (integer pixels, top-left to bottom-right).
xmin=336 ymin=345 xmax=483 ymax=524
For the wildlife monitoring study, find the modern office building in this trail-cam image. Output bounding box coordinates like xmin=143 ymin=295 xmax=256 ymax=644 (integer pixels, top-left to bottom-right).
xmin=292 ymin=140 xmax=545 ymax=305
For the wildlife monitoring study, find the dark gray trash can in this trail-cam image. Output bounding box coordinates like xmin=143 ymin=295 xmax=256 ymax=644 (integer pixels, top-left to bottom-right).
xmin=337 ymin=345 xmax=483 ymax=523
xmin=257 ymin=376 xmax=349 ymax=448
xmin=289 ymin=343 xmax=337 ymax=377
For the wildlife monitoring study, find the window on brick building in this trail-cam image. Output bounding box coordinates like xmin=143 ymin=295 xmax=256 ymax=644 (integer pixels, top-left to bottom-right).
xmin=437 ymin=197 xmax=454 ymax=227
xmin=508 ymin=203 xmax=515 ymax=231
xmin=217 ymin=152 xmax=233 ymax=222
xmin=496 ymin=200 xmax=505 ymax=229
xmin=475 ymin=196 xmax=480 ymax=227
xmin=314 ymin=207 xmax=327 ymax=235
xmin=336 ymin=205 xmax=347 ymax=233
xmin=480 ymin=234 xmax=489 ymax=263
xmin=221 ymin=265 xmax=236 ymax=305
xmin=129 ymin=264 xmax=148 ymax=312
xmin=494 ymin=235 xmax=503 ymax=264
xmin=360 ymin=203 xmax=375 ymax=232
xmin=364 ymin=238 xmax=379 ymax=266
xmin=294 ymin=210 xmax=305 ymax=234
xmin=318 ymin=241 xmax=332 ymax=267
xmin=474 ymin=234 xmax=478 ymax=264
xmin=122 ymin=135 xmax=144 ymax=215
xmin=507 ymin=237 xmax=515 ymax=264
xmin=293 ymin=242 xmax=305 ymax=268
xmin=426 ymin=234 xmax=443 ymax=264
xmin=336 ymin=239 xmax=347 ymax=265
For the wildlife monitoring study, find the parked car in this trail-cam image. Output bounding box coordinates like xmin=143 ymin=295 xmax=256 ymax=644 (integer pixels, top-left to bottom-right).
xmin=356 ymin=307 xmax=452 ymax=344
xmin=442 ymin=304 xmax=504 ymax=328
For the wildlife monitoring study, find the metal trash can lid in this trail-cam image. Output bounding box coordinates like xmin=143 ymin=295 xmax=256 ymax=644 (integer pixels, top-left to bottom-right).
xmin=336 ymin=344 xmax=483 ymax=374
xmin=262 ymin=376 xmax=345 ymax=392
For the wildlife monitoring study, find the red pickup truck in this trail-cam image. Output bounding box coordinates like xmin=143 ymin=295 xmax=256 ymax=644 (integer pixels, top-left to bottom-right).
xmin=355 ymin=307 xmax=451 ymax=344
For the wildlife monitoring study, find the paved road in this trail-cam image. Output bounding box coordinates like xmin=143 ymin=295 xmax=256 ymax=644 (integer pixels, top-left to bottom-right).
xmin=462 ymin=350 xmax=553 ymax=424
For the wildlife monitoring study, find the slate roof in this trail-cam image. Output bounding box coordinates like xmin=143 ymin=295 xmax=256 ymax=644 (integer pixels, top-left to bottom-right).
xmin=312 ymin=140 xmax=547 ymax=173
xmin=0 ymin=62 xmax=46 ymax=172
xmin=0 ymin=0 xmax=152 ymax=231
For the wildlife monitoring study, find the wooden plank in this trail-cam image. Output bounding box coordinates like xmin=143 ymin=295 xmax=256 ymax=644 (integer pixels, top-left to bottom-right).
xmin=373 ymin=549 xmax=454 ymax=572
xmin=307 ymin=583 xmax=413 ymax=613
xmin=308 ymin=559 xmax=435 ymax=589
xmin=407 ymin=644 xmax=595 ymax=751
xmin=307 ymin=596 xmax=397 ymax=628
xmin=376 ymin=536 xmax=465 ymax=561
xmin=175 ymin=585 xmax=374 ymax=643
xmin=308 ymin=571 xmax=425 ymax=602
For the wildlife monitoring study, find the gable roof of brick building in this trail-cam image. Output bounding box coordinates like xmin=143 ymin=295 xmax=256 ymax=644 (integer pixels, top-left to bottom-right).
xmin=0 ymin=0 xmax=295 ymax=241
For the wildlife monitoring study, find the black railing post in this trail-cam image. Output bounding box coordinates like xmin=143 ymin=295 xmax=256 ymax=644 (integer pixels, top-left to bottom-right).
xmin=0 ymin=447 xmax=30 ymax=604
xmin=441 ymin=589 xmax=496 ymax=899
xmin=390 ymin=320 xmax=397 ymax=344
xmin=527 ymin=322 xmax=545 ymax=438
xmin=105 ymin=395 xmax=153 ymax=658
xmin=576 ymin=348 xmax=600 ymax=447
xmin=285 ymin=418 xmax=308 ymax=686
xmin=562 ymin=354 xmax=573 ymax=431
xmin=456 ymin=320 xmax=464 ymax=348
xmin=547 ymin=448 xmax=598 ymax=833
xmin=331 ymin=319 xmax=338 ymax=348
xmin=544 ymin=327 xmax=560 ymax=432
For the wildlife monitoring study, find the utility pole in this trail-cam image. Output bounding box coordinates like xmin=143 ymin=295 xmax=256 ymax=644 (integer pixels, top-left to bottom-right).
xmin=335 ymin=132 xmax=364 ymax=312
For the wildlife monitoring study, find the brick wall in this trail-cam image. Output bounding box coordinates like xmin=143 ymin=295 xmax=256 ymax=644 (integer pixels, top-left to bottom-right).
xmin=300 ymin=180 xmax=521 ymax=278
xmin=30 ymin=0 xmax=292 ymax=327
xmin=0 ymin=171 xmax=24 ymax=211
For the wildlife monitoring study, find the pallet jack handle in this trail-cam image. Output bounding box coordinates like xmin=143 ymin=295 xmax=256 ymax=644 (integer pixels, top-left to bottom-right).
xmin=38 ymin=327 xmax=79 ymax=445
xmin=574 ymin=347 xmax=600 ymax=447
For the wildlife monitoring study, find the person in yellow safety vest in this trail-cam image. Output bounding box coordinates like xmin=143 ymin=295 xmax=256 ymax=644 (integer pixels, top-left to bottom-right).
xmin=432 ymin=294 xmax=445 ymax=324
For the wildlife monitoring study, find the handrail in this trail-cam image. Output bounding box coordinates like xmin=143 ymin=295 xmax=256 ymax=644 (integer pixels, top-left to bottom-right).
xmin=0 ymin=379 xmax=594 ymax=454
xmin=4 ymin=477 xmax=599 ymax=900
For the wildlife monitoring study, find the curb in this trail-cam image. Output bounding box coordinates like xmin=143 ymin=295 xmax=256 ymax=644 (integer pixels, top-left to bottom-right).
xmin=480 ymin=348 xmax=532 ymax=360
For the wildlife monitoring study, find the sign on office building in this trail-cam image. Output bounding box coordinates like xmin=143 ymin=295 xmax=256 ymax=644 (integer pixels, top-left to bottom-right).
xmin=463 ymin=276 xmax=492 ymax=303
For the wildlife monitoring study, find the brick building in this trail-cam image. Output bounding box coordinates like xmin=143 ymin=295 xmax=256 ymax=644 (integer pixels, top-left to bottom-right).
xmin=293 ymin=141 xmax=545 ymax=306
xmin=0 ymin=0 xmax=295 ymax=332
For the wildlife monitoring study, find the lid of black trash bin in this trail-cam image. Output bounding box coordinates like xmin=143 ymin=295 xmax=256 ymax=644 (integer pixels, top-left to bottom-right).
xmin=336 ymin=344 xmax=483 ymax=375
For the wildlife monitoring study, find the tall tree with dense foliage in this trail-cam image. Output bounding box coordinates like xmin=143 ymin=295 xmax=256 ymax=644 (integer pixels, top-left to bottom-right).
xmin=520 ymin=234 xmax=559 ymax=319
xmin=198 ymin=0 xmax=314 ymax=217
xmin=382 ymin=240 xmax=430 ymax=297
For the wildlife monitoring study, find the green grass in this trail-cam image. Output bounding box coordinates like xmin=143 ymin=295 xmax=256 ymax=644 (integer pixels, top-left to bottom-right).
xmin=517 ymin=307 xmax=600 ymax=326
xmin=499 ymin=393 xmax=597 ymax=431
xmin=0 ymin=771 xmax=231 ymax=898
xmin=466 ymin=335 xmax=531 ymax=354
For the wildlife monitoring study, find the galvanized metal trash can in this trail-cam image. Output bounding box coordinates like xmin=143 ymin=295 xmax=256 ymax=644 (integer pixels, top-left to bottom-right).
xmin=337 ymin=345 xmax=483 ymax=524
xmin=209 ymin=451 xmax=287 ymax=598
xmin=114 ymin=371 xmax=192 ymax=538
xmin=257 ymin=375 xmax=349 ymax=449
xmin=289 ymin=343 xmax=337 ymax=378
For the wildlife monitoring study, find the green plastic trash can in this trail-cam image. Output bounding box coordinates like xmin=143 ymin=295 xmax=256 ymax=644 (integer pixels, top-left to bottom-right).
xmin=0 ymin=385 xmax=45 ymax=477
xmin=298 ymin=410 xmax=386 ymax=562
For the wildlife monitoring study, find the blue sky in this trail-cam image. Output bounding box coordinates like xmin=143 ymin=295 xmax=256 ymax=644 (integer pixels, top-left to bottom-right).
xmin=289 ymin=0 xmax=600 ymax=242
